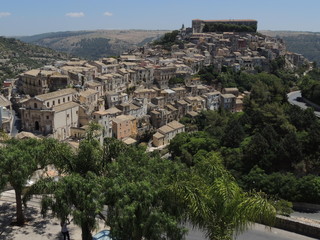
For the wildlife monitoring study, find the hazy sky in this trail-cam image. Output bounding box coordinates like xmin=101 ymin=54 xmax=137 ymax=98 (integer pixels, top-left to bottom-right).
xmin=1 ymin=0 xmax=319 ymax=36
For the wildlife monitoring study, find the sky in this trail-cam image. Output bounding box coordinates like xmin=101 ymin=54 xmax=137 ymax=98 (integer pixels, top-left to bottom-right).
xmin=1 ymin=0 xmax=320 ymax=36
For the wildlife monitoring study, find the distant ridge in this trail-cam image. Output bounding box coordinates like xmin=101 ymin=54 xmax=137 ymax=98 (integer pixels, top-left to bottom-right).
xmin=15 ymin=29 xmax=170 ymax=60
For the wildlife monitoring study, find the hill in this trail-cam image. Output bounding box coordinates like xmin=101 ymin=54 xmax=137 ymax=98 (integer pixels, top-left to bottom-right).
xmin=0 ymin=37 xmax=69 ymax=84
xmin=260 ymin=30 xmax=320 ymax=64
xmin=16 ymin=30 xmax=170 ymax=60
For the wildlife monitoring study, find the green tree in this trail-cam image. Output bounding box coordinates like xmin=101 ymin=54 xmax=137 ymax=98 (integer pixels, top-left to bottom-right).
xmin=105 ymin=146 xmax=188 ymax=240
xmin=0 ymin=138 xmax=49 ymax=225
xmin=28 ymin=173 xmax=106 ymax=240
xmin=25 ymin=128 xmax=107 ymax=239
xmin=222 ymin=118 xmax=245 ymax=148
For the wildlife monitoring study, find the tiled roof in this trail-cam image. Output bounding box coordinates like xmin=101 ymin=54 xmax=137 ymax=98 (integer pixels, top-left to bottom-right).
xmin=80 ymin=89 xmax=98 ymax=98
xmin=53 ymin=102 xmax=79 ymax=112
xmin=36 ymin=88 xmax=77 ymax=101
xmin=167 ymin=121 xmax=184 ymax=130
xmin=112 ymin=114 xmax=135 ymax=123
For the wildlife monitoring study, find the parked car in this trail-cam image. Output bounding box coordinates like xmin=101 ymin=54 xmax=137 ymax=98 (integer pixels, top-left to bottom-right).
xmin=93 ymin=230 xmax=113 ymax=240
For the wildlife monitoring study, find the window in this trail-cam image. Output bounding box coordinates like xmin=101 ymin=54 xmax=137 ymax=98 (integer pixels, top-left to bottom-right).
xmin=53 ymin=101 xmax=55 ymax=106
xmin=47 ymin=102 xmax=49 ymax=107
xmin=68 ymin=97 xmax=70 ymax=101
xmin=63 ymin=98 xmax=65 ymax=103
xmin=46 ymin=116 xmax=49 ymax=120
xmin=34 ymin=103 xmax=37 ymax=109
xmin=58 ymin=99 xmax=61 ymax=104
xmin=67 ymin=114 xmax=70 ymax=118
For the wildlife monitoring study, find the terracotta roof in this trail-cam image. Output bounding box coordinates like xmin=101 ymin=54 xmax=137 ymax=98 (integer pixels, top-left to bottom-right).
xmin=86 ymin=81 xmax=102 ymax=87
xmin=150 ymin=110 xmax=160 ymax=115
xmin=23 ymin=69 xmax=40 ymax=77
xmin=204 ymin=91 xmax=221 ymax=96
xmin=187 ymin=111 xmax=199 ymax=117
xmin=105 ymin=107 xmax=122 ymax=115
xmin=177 ymin=100 xmax=188 ymax=105
xmin=53 ymin=102 xmax=79 ymax=112
xmin=130 ymin=104 xmax=140 ymax=111
xmin=158 ymin=125 xmax=174 ymax=134
xmin=223 ymin=88 xmax=239 ymax=91
xmin=0 ymin=95 xmax=11 ymax=107
xmin=221 ymin=94 xmax=236 ymax=99
xmin=93 ymin=110 xmax=108 ymax=116
xmin=122 ymin=137 xmax=137 ymax=145
xmin=153 ymin=132 xmax=164 ymax=139
xmin=134 ymin=89 xmax=156 ymax=93
xmin=36 ymin=88 xmax=77 ymax=101
xmin=166 ymin=104 xmax=177 ymax=111
xmin=80 ymin=89 xmax=98 ymax=98
xmin=112 ymin=114 xmax=135 ymax=123
xmin=167 ymin=121 xmax=184 ymax=130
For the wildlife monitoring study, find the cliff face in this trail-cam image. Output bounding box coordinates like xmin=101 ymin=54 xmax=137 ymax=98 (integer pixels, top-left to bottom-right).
xmin=16 ymin=30 xmax=170 ymax=60
xmin=0 ymin=37 xmax=68 ymax=84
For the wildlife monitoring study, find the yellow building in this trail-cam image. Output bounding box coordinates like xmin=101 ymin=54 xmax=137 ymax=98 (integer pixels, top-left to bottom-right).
xmin=112 ymin=115 xmax=137 ymax=140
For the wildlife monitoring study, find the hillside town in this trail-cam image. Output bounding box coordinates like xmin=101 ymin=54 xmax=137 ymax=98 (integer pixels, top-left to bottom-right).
xmin=0 ymin=19 xmax=309 ymax=148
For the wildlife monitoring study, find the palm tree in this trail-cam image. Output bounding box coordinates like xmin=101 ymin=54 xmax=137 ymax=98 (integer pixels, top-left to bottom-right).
xmin=173 ymin=152 xmax=276 ymax=240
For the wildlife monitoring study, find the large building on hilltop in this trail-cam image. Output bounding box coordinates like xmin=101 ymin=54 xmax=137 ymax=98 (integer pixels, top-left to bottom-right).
xmin=192 ymin=19 xmax=258 ymax=33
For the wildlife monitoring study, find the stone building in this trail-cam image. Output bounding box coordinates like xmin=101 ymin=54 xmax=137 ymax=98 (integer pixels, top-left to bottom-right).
xmin=152 ymin=120 xmax=185 ymax=147
xmin=112 ymin=114 xmax=137 ymax=140
xmin=154 ymin=67 xmax=176 ymax=89
xmin=192 ymin=19 xmax=258 ymax=33
xmin=202 ymin=91 xmax=221 ymax=110
xmin=220 ymin=94 xmax=236 ymax=112
xmin=20 ymin=69 xmax=70 ymax=96
xmin=20 ymin=88 xmax=79 ymax=140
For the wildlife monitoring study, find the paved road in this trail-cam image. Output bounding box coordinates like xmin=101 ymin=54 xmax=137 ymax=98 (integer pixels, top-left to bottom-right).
xmin=235 ymin=224 xmax=316 ymax=240
xmin=185 ymin=223 xmax=316 ymax=240
xmin=1 ymin=190 xmax=318 ymax=240
xmin=287 ymin=91 xmax=320 ymax=118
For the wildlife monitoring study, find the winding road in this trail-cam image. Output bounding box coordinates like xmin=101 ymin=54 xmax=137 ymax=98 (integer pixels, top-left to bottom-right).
xmin=287 ymin=91 xmax=320 ymax=118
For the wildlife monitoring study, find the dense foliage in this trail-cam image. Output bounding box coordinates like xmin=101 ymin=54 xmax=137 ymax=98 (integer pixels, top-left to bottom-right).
xmin=300 ymin=68 xmax=320 ymax=105
xmin=169 ymin=77 xmax=185 ymax=86
xmin=0 ymin=138 xmax=55 ymax=225
xmin=72 ymin=38 xmax=114 ymax=60
xmin=203 ymin=23 xmax=257 ymax=33
xmin=196 ymin=58 xmax=297 ymax=92
xmin=170 ymin=67 xmax=320 ymax=205
xmin=153 ymin=30 xmax=182 ymax=50
xmin=0 ymin=126 xmax=276 ymax=240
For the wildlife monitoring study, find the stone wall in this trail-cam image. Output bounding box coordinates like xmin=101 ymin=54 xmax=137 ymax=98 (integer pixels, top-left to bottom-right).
xmin=275 ymin=215 xmax=320 ymax=239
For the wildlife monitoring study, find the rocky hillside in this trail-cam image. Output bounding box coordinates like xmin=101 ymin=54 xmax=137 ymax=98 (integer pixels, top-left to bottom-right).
xmin=16 ymin=30 xmax=169 ymax=60
xmin=0 ymin=37 xmax=69 ymax=84
xmin=260 ymin=30 xmax=320 ymax=64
